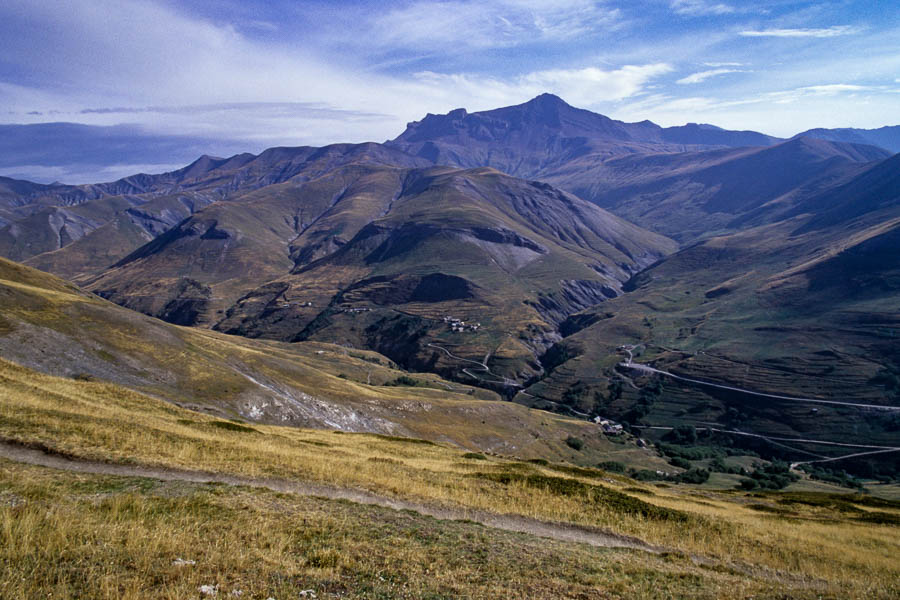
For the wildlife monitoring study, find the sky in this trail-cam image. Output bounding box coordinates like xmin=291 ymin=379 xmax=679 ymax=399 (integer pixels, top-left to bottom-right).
xmin=1 ymin=0 xmax=899 ymax=183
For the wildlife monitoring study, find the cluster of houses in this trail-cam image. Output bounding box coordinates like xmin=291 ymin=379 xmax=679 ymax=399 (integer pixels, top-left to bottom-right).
xmin=276 ymin=300 xmax=314 ymax=309
xmin=593 ymin=417 xmax=624 ymax=435
xmin=443 ymin=316 xmax=481 ymax=333
xmin=340 ymin=307 xmax=372 ymax=314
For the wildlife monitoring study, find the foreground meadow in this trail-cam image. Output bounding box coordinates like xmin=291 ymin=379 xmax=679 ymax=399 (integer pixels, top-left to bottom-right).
xmin=1 ymin=357 xmax=898 ymax=599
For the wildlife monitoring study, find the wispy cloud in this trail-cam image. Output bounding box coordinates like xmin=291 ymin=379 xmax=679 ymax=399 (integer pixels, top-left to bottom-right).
xmin=79 ymin=103 xmax=388 ymax=120
xmin=799 ymin=84 xmax=870 ymax=94
xmin=670 ymin=0 xmax=735 ymax=16
xmin=1 ymin=0 xmax=898 ymax=182
xmin=615 ymin=80 xmax=899 ymax=136
xmin=676 ymin=68 xmax=744 ymax=85
xmin=369 ymin=0 xmax=621 ymax=51
xmin=413 ymin=63 xmax=673 ymax=108
xmin=766 ymin=84 xmax=874 ymax=104
xmin=739 ymin=25 xmax=861 ymax=38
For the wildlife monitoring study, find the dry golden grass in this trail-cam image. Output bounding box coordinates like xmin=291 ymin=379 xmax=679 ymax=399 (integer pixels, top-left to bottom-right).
xmin=2 ymin=460 xmax=833 ymax=600
xmin=1 ymin=255 xmax=642 ymax=467
xmin=1 ymin=357 xmax=899 ymax=598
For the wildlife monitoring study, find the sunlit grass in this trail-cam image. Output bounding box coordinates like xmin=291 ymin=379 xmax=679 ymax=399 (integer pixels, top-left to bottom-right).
xmin=1 ymin=357 xmax=898 ymax=598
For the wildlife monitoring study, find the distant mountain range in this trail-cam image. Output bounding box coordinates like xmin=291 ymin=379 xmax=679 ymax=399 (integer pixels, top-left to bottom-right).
xmin=793 ymin=125 xmax=900 ymax=153
xmin=0 ymin=94 xmax=897 ymax=474
xmin=387 ymin=93 xmax=782 ymax=178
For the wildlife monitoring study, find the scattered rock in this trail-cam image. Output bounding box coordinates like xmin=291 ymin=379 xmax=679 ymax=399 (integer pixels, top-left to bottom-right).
xmin=199 ymin=584 xmax=218 ymax=596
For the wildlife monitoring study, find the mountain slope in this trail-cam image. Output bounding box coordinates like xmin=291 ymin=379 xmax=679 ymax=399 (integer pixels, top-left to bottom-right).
xmin=795 ymin=125 xmax=900 ymax=153
xmin=516 ymin=154 xmax=900 ymax=472
xmin=540 ymin=137 xmax=890 ymax=242
xmin=387 ymin=94 xmax=781 ymax=179
xmin=82 ymin=165 xmax=676 ymax=387
xmin=0 ymin=142 xmax=430 ymax=265
xmin=0 ymin=255 xmax=625 ymax=460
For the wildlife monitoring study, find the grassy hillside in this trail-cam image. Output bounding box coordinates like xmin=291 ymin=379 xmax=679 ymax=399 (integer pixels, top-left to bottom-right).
xmin=81 ymin=166 xmax=674 ymax=387
xmin=0 ymin=256 xmax=650 ymax=462
xmin=1 ymin=357 xmax=898 ymax=598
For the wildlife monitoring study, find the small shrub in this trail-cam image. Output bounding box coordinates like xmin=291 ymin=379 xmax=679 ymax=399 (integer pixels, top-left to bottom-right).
xmin=565 ymin=436 xmax=584 ymax=451
xmin=371 ymin=434 xmax=436 ymax=446
xmin=597 ymin=461 xmax=626 ymax=473
xmin=471 ymin=472 xmax=689 ymax=522
xmin=672 ymin=468 xmax=710 ymax=484
xmin=854 ymin=511 xmax=900 ymax=526
xmin=550 ymin=464 xmax=608 ymax=480
xmin=631 ymin=469 xmax=665 ymax=482
xmin=669 ymin=457 xmax=691 ymax=469
xmin=384 ymin=375 xmax=425 ymax=387
xmin=462 ymin=452 xmax=487 ymax=460
xmin=209 ymin=421 xmax=259 ymax=434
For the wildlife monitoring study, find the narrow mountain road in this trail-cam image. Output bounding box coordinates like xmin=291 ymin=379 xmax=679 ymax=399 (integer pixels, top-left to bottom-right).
xmin=643 ymin=425 xmax=900 ymax=450
xmin=643 ymin=425 xmax=900 ymax=468
xmin=619 ymin=351 xmax=900 ymax=411
xmin=790 ymin=447 xmax=900 ymax=469
xmin=427 ymin=343 xmax=522 ymax=388
xmin=0 ymin=441 xmax=656 ymax=553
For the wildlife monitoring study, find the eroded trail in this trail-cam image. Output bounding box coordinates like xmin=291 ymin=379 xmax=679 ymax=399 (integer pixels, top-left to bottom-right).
xmin=0 ymin=441 xmax=657 ymax=553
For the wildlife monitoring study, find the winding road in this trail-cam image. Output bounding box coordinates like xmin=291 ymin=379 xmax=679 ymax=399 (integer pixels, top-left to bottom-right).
xmin=618 ymin=347 xmax=900 ymax=412
xmin=643 ymin=426 xmax=900 ymax=469
xmin=427 ymin=343 xmax=522 ymax=388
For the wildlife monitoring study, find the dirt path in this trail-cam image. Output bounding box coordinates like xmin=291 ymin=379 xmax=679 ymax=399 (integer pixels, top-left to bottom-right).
xmin=0 ymin=441 xmax=657 ymax=553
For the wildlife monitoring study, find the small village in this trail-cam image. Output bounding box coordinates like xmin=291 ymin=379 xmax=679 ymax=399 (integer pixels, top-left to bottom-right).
xmin=443 ymin=315 xmax=481 ymax=333
xmin=275 ymin=300 xmax=314 ymax=309
xmin=593 ymin=416 xmax=624 ymax=435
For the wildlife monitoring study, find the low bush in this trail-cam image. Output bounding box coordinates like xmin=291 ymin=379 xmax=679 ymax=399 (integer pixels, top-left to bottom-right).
xmin=564 ymin=436 xmax=584 ymax=451
xmin=472 ymin=472 xmax=689 ymax=522
xmin=597 ymin=461 xmax=626 ymax=473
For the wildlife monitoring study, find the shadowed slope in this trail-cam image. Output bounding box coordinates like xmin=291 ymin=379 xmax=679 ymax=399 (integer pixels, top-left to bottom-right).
xmin=517 ymin=154 xmax=900 ymax=471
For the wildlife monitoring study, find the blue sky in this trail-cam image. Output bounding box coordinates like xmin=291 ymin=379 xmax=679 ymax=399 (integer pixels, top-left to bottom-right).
xmin=1 ymin=0 xmax=898 ymax=182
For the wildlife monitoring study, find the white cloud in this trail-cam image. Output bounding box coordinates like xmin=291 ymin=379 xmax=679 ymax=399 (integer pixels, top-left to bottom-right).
xmin=0 ymin=0 xmax=672 ymax=151
xmin=799 ymin=84 xmax=870 ymax=94
xmin=2 ymin=0 xmax=897 ymax=174
xmin=613 ymin=81 xmax=899 ymax=137
xmin=412 ymin=64 xmax=673 ymax=109
xmin=739 ymin=26 xmax=861 ymax=38
xmin=676 ymin=68 xmax=744 ymax=85
xmin=671 ymin=0 xmax=735 ymax=16
xmin=0 ymin=163 xmax=191 ymax=185
xmin=369 ymin=0 xmax=621 ymax=51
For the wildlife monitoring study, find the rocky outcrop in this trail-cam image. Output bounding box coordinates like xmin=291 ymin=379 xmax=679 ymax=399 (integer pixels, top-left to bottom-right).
xmin=526 ymin=279 xmax=619 ymax=325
